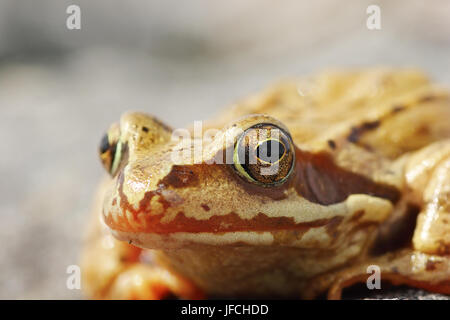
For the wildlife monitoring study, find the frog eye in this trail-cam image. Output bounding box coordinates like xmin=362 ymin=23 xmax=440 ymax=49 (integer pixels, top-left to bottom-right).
xmin=99 ymin=124 xmax=123 ymax=176
xmin=233 ymin=123 xmax=295 ymax=186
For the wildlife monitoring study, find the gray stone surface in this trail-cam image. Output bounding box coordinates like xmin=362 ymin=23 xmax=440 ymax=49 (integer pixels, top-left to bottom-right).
xmin=361 ymin=288 xmax=450 ymax=300
xmin=0 ymin=0 xmax=449 ymax=299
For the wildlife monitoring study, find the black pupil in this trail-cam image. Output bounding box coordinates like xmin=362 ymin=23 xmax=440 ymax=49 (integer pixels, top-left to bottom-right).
xmin=100 ymin=134 xmax=110 ymax=154
xmin=256 ymin=139 xmax=285 ymax=164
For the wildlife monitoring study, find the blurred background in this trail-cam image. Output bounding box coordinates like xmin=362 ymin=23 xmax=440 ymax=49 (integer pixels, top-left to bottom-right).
xmin=0 ymin=0 xmax=449 ymax=299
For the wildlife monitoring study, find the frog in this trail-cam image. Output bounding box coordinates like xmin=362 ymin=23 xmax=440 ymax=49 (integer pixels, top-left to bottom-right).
xmin=81 ymin=68 xmax=450 ymax=299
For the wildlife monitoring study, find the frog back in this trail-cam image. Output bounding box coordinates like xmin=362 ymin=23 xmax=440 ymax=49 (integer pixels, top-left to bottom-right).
xmin=209 ymin=69 xmax=450 ymax=159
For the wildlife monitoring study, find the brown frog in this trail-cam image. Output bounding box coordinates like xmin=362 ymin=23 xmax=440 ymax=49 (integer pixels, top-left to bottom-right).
xmin=81 ymin=68 xmax=450 ymax=299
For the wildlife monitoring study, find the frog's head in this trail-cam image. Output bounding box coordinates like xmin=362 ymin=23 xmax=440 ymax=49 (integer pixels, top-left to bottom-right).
xmin=99 ymin=112 xmax=395 ymax=250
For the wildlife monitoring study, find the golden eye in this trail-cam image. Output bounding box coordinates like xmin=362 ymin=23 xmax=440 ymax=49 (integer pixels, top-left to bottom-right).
xmin=99 ymin=124 xmax=123 ymax=176
xmin=233 ymin=123 xmax=295 ymax=186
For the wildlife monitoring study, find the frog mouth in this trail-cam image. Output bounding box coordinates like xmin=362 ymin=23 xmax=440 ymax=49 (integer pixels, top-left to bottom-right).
xmin=105 ymin=203 xmax=344 ymax=234
xmin=103 ymin=163 xmax=341 ymax=235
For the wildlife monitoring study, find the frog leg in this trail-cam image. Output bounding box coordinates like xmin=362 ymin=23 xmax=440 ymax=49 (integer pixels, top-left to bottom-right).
xmin=81 ymin=179 xmax=204 ymax=300
xmin=322 ymin=249 xmax=450 ymax=299
xmin=302 ymin=247 xmax=450 ymax=299
xmin=304 ymin=141 xmax=450 ymax=299
xmin=408 ymin=140 xmax=450 ymax=255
